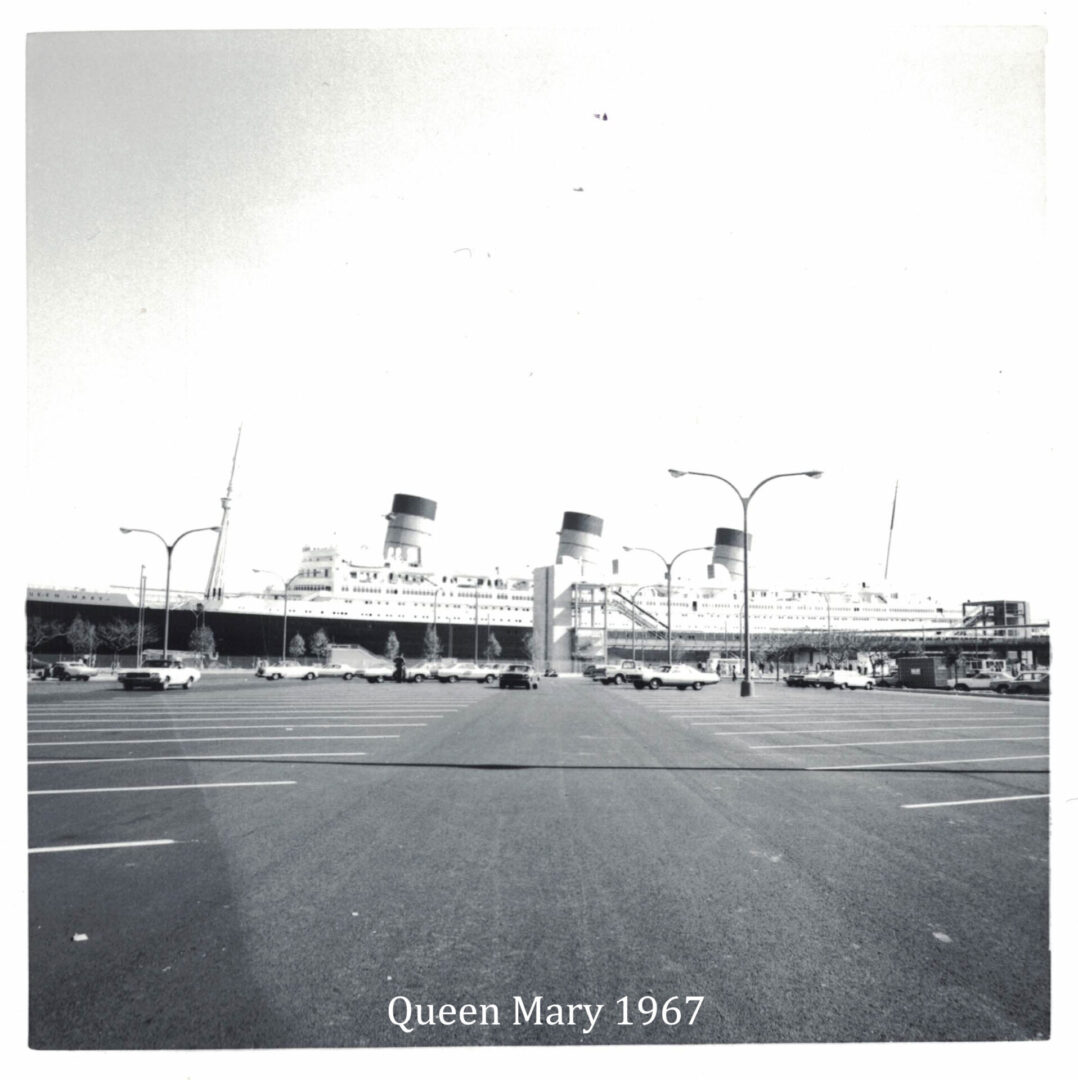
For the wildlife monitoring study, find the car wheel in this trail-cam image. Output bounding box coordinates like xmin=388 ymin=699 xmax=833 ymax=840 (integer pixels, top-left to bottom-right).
xmin=648 ymin=678 xmax=661 ymax=690
xmin=184 ymin=677 xmax=194 ymax=689
xmin=449 ymin=676 xmax=459 ymax=683
xmin=343 ymin=672 xmax=354 ymax=681
xmin=692 ymin=681 xmax=703 ymax=691
xmin=865 ymin=681 xmax=874 ymax=689
xmin=956 ymin=684 xmax=970 ymax=692
xmin=484 ymin=674 xmax=496 ymax=684
xmin=304 ymin=672 xmax=316 ymax=680
xmin=613 ymin=674 xmax=624 ymax=685
xmin=413 ymin=674 xmax=425 ymax=683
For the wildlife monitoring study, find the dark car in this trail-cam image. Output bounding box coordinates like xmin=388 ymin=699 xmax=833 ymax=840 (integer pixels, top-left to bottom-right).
xmin=1001 ymin=672 xmax=1049 ymax=696
xmin=498 ymin=663 xmax=540 ymax=690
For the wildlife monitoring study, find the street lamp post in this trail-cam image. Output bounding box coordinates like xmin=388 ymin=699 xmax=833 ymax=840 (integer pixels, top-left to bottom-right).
xmin=253 ymin=569 xmax=299 ymax=662
xmin=622 ymin=546 xmax=712 ymax=665
xmin=669 ymin=468 xmax=822 ymax=697
xmin=120 ymin=525 xmax=221 ymax=660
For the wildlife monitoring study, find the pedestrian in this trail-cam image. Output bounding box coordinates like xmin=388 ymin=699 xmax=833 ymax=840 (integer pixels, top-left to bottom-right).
xmin=393 ymin=655 xmax=406 ymax=683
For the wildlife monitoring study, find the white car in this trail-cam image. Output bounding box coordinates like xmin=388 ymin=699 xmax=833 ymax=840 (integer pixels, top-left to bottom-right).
xmin=436 ymin=662 xmax=498 ymax=684
xmin=954 ymin=670 xmax=1013 ymax=693
xmin=256 ymin=660 xmax=321 ymax=681
xmin=51 ymin=660 xmax=99 ymax=682
xmin=360 ymin=661 xmax=396 ymax=683
xmin=119 ymin=658 xmax=201 ymax=691
xmin=630 ymin=664 xmax=720 ymax=690
xmin=404 ymin=661 xmax=438 ymax=683
xmin=320 ymin=663 xmax=357 ymax=680
xmin=818 ymin=669 xmax=876 ymax=690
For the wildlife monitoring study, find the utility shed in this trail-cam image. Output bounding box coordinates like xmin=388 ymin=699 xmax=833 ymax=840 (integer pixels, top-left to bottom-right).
xmin=897 ymin=655 xmax=952 ymax=689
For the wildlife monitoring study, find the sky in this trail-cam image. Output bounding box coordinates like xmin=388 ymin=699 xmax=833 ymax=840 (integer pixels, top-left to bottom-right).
xmin=22 ymin=16 xmax=1059 ymax=620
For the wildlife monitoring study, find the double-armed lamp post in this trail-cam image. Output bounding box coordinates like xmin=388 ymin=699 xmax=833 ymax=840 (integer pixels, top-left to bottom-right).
xmin=668 ymin=469 xmax=822 ymax=697
xmin=622 ymin=546 xmax=713 ymax=665
xmin=120 ymin=525 xmax=221 ymax=660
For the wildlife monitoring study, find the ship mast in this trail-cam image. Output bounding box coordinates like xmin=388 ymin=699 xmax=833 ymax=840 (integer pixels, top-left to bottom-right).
xmin=204 ymin=426 xmax=242 ymax=601
xmin=883 ymin=479 xmax=898 ymax=580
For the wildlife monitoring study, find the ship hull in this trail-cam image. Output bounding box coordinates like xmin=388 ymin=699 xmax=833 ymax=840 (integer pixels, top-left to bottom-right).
xmin=26 ymin=595 xmax=532 ymax=662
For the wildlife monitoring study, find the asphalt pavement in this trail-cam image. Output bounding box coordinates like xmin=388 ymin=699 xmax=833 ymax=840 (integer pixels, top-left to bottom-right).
xmin=27 ymin=674 xmax=1050 ymax=1048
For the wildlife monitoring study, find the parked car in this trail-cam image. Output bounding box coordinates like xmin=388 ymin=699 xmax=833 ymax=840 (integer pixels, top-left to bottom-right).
xmin=1001 ymin=672 xmax=1050 ymax=696
xmin=404 ymin=661 xmax=439 ymax=683
xmin=27 ymin=658 xmax=50 ymax=680
xmin=499 ymin=663 xmax=540 ymax=690
xmin=874 ymin=671 xmax=904 ymax=687
xmin=818 ymin=669 xmax=876 ymax=690
xmin=954 ymin=670 xmax=1013 ymax=693
xmin=801 ymin=671 xmax=823 ymax=687
xmin=784 ymin=671 xmax=807 ymax=687
xmin=630 ymin=664 xmax=720 ymax=691
xmin=593 ymin=660 xmax=652 ymax=685
xmin=360 ymin=661 xmax=395 ymax=683
xmin=51 ymin=660 xmax=99 ymax=682
xmin=256 ymin=660 xmax=321 ymax=681
xmin=320 ymin=663 xmax=357 ymax=680
xmin=119 ymin=658 xmax=201 ymax=691
xmin=436 ymin=662 xmax=498 ymax=684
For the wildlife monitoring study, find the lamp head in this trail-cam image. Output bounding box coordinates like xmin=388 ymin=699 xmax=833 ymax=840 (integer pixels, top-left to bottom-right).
xmin=668 ymin=469 xmax=686 ymax=478
xmin=806 ymin=471 xmax=823 ymax=479
xmin=119 ymin=527 xmax=132 ymax=534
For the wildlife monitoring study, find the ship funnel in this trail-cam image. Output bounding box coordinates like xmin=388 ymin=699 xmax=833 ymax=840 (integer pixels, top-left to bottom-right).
xmin=709 ymin=527 xmax=751 ymax=582
xmin=556 ymin=511 xmax=603 ymax=565
xmin=384 ymin=494 xmax=437 ymax=565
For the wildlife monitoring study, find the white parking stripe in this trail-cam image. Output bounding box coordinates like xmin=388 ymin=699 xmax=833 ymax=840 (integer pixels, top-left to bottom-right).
xmin=29 ymin=751 xmax=371 ymax=764
xmin=30 ymin=781 xmax=298 ymax=795
xmin=29 ymin=734 xmax=400 ymax=747
xmin=31 ymin=723 xmax=428 ymax=734
xmin=711 ymin=724 xmax=1046 ymax=736
xmin=902 ymin=794 xmax=1049 ymax=809
xmin=808 ymin=754 xmax=1048 ymax=770
xmin=30 ymin=839 xmax=176 ymax=854
xmin=750 ymin=735 xmax=1048 ymax=749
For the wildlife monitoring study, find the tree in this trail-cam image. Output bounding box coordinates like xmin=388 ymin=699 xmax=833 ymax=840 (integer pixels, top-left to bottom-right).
xmin=97 ymin=618 xmax=142 ymax=665
xmin=188 ymin=625 xmax=217 ymax=663
xmin=27 ymin=616 xmax=64 ymax=655
xmin=484 ymin=631 xmax=502 ymax=662
xmin=423 ymin=624 xmax=442 ymax=662
xmin=384 ymin=631 xmax=401 ymax=661
xmin=521 ymin=632 xmax=536 ymax=665
xmin=65 ymin=614 xmax=97 ymax=658
xmin=288 ymin=633 xmax=306 ymax=658
xmin=309 ymin=628 xmax=331 ymax=660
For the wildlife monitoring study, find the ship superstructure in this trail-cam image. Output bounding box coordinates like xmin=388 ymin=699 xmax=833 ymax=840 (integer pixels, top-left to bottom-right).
xmin=28 ymin=478 xmax=973 ymax=663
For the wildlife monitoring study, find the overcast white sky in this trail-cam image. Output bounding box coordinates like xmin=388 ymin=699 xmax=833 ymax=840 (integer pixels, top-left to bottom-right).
xmin=23 ymin=14 xmax=1058 ymax=619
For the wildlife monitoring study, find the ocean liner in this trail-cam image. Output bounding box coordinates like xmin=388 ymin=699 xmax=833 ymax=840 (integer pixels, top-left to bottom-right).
xmin=27 ymin=481 xmax=965 ymax=663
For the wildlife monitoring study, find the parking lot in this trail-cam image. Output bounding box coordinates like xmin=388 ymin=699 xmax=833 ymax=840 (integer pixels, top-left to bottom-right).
xmin=28 ymin=674 xmax=1050 ymax=1048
